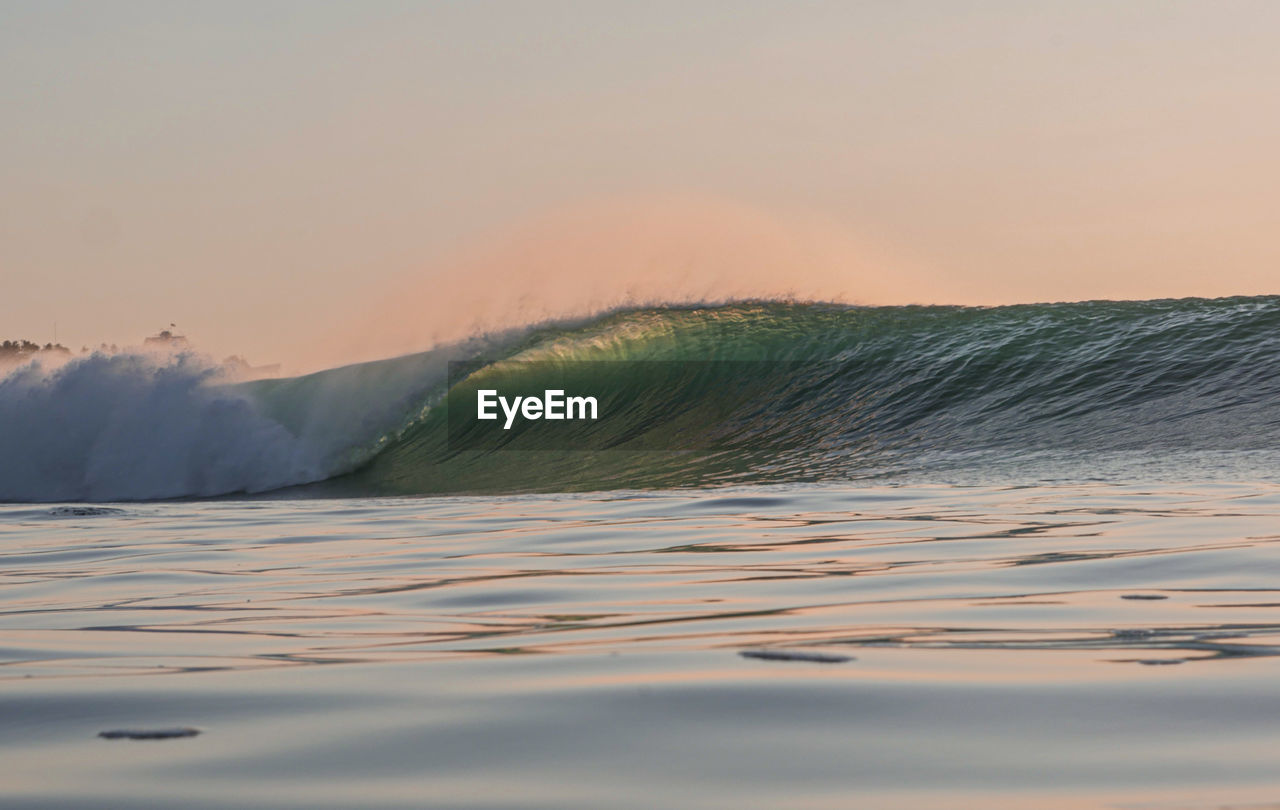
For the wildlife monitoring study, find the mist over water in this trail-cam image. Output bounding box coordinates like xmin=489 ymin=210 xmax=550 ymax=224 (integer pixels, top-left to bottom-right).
xmin=297 ymin=198 xmax=926 ymax=371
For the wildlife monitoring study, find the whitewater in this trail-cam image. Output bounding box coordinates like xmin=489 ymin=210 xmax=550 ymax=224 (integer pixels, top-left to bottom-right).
xmin=5 ymin=296 xmax=1280 ymax=809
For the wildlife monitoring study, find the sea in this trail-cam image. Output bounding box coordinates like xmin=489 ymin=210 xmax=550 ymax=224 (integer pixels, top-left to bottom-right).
xmin=3 ymin=297 xmax=1280 ymax=809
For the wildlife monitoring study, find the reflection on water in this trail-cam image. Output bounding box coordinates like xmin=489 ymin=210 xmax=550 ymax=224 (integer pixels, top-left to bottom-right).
xmin=3 ymin=484 xmax=1280 ymax=808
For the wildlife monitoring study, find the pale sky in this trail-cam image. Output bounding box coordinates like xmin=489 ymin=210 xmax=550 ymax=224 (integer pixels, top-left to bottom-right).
xmin=3 ymin=1 xmax=1279 ymax=370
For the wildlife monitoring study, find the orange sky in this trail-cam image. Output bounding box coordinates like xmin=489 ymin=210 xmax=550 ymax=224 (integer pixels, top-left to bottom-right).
xmin=3 ymin=2 xmax=1279 ymax=371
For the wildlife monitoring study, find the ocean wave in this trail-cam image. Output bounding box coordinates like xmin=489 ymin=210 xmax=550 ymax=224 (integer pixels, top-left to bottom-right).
xmin=5 ymin=296 xmax=1280 ymax=501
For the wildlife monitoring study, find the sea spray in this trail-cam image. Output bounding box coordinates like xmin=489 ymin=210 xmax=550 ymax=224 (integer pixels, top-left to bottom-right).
xmin=0 ymin=353 xmax=329 ymax=501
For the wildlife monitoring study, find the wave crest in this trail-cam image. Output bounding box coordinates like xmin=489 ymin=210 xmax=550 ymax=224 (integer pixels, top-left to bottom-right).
xmin=7 ymin=296 xmax=1280 ymax=501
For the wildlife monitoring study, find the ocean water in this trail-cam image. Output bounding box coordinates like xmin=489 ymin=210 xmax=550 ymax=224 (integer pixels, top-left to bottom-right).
xmin=4 ymin=299 xmax=1280 ymax=808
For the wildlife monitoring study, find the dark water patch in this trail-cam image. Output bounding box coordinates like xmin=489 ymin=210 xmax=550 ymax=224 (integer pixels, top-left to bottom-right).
xmin=98 ymin=727 xmax=200 ymax=740
xmin=0 ymin=506 xmax=131 ymax=521
xmin=739 ymin=649 xmax=852 ymax=663
xmin=47 ymin=506 xmax=128 ymax=517
xmin=684 ymin=496 xmax=795 ymax=510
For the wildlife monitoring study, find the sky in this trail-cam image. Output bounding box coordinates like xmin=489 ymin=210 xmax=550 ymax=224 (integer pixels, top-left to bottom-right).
xmin=3 ymin=1 xmax=1280 ymax=370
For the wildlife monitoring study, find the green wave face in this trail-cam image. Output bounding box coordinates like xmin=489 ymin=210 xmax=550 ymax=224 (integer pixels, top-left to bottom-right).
xmin=275 ymin=296 xmax=1280 ymax=494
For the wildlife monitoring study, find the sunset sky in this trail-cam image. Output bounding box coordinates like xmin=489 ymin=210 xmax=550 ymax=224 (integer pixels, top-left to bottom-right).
xmin=3 ymin=1 xmax=1279 ymax=370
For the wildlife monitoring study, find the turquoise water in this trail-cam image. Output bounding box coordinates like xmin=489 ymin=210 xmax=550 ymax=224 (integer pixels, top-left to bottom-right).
xmin=4 ymin=483 xmax=1280 ymax=809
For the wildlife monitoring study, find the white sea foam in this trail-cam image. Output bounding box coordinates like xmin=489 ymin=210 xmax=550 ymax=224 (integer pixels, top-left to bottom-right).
xmin=0 ymin=353 xmax=331 ymax=502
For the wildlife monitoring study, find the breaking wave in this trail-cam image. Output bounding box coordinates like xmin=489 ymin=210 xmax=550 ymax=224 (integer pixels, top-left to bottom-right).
xmin=4 ymin=296 xmax=1280 ymax=501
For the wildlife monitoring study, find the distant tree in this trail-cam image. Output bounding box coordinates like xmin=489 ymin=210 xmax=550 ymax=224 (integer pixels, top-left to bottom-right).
xmin=0 ymin=339 xmax=73 ymax=360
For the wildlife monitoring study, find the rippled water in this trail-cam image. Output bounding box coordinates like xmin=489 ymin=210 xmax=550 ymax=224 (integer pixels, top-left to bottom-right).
xmin=4 ymin=484 xmax=1280 ymax=808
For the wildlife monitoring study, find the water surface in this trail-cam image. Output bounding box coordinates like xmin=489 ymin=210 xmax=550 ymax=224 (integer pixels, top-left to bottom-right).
xmin=4 ymin=484 xmax=1280 ymax=808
